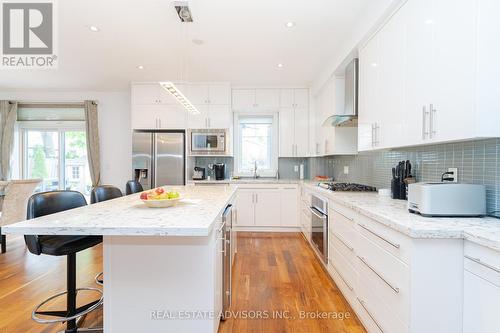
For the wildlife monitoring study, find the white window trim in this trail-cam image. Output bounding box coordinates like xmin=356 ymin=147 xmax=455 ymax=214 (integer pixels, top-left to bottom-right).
xmin=233 ymin=112 xmax=278 ymax=178
xmin=18 ymin=120 xmax=86 ymax=190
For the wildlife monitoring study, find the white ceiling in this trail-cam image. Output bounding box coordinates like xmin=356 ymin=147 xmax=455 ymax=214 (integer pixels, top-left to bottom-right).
xmin=0 ymin=0 xmax=389 ymax=91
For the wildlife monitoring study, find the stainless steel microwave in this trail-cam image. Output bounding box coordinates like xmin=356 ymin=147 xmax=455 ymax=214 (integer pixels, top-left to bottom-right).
xmin=188 ymin=129 xmax=229 ymax=155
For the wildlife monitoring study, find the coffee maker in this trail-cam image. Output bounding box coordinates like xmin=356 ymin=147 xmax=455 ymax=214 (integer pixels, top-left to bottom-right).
xmin=213 ymin=163 xmax=226 ymax=180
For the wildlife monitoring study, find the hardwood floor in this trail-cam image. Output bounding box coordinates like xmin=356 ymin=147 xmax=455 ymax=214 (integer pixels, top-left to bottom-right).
xmin=0 ymin=234 xmax=103 ymax=333
xmin=219 ymin=232 xmax=366 ymax=333
xmin=0 ymin=232 xmax=365 ymax=333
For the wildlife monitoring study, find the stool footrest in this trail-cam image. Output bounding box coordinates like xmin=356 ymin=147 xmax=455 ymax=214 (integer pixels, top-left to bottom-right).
xmin=32 ymin=287 xmax=103 ymax=324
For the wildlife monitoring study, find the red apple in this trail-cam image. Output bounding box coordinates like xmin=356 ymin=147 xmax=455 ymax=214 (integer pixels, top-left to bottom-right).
xmin=155 ymin=187 xmax=165 ymax=195
xmin=140 ymin=192 xmax=148 ymax=200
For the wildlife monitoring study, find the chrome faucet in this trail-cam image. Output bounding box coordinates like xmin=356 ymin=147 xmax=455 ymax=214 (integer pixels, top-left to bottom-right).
xmin=253 ymin=161 xmax=259 ymax=179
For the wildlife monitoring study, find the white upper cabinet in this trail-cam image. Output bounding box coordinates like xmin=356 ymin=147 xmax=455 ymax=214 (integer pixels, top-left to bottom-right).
xmin=278 ymin=89 xmax=310 ymax=157
xmin=132 ymin=83 xmax=182 ymax=105
xmin=359 ymin=0 xmax=500 ymax=150
xmin=186 ymin=83 xmax=231 ymax=105
xmin=232 ymin=89 xmax=280 ymax=112
xmin=131 ymin=82 xmax=230 ymax=130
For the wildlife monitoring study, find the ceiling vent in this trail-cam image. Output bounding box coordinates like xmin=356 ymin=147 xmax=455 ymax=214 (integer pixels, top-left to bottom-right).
xmin=174 ymin=1 xmax=193 ymax=22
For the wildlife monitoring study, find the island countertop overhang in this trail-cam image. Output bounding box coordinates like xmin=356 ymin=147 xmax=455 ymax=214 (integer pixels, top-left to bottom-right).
xmin=2 ymin=185 xmax=237 ymax=237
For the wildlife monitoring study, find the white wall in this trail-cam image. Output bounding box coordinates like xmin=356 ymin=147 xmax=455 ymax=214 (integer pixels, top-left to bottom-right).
xmin=0 ymin=91 xmax=132 ymax=191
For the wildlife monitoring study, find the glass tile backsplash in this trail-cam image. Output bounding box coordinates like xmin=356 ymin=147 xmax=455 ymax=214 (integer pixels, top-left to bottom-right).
xmin=309 ymin=138 xmax=500 ymax=216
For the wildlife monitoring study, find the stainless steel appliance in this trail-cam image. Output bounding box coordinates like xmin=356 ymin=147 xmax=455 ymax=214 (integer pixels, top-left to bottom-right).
xmin=132 ymin=130 xmax=185 ymax=189
xmin=221 ymin=204 xmax=233 ymax=319
xmin=408 ymin=183 xmax=486 ymax=217
xmin=213 ymin=163 xmax=226 ymax=180
xmin=322 ymin=58 xmax=359 ymax=127
xmin=188 ymin=129 xmax=229 ymax=155
xmin=192 ymin=167 xmax=206 ymax=180
xmin=310 ymin=194 xmax=328 ymax=263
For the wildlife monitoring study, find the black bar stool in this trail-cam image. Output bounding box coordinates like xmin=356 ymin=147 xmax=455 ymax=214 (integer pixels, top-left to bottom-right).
xmin=90 ymin=185 xmax=123 ymax=286
xmin=125 ymin=180 xmax=143 ymax=195
xmin=25 ymin=190 xmax=103 ymax=333
xmin=90 ymin=185 xmax=123 ymax=204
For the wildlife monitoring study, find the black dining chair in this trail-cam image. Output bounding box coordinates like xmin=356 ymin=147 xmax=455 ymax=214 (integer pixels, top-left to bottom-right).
xmin=25 ymin=190 xmax=103 ymax=333
xmin=89 ymin=185 xmax=123 ymax=286
xmin=125 ymin=180 xmax=143 ymax=195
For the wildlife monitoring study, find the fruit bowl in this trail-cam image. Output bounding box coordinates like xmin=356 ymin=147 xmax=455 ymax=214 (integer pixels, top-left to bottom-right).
xmin=141 ymin=197 xmax=181 ymax=208
xmin=139 ymin=188 xmax=181 ymax=208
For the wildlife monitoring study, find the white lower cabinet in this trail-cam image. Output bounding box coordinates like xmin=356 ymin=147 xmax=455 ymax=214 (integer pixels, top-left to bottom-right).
xmin=235 ymin=185 xmax=299 ymax=229
xmin=463 ymin=241 xmax=500 ymax=333
xmin=318 ymin=193 xmax=463 ymax=333
xmin=254 ymin=189 xmax=281 ymax=227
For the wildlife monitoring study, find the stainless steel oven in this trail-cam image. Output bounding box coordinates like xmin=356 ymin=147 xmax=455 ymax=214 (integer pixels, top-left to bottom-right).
xmin=310 ymin=194 xmax=328 ymax=263
xmin=188 ymin=129 xmax=228 ymax=155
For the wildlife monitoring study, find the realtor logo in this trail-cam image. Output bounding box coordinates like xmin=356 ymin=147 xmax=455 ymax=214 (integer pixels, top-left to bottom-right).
xmin=1 ymin=0 xmax=57 ymax=68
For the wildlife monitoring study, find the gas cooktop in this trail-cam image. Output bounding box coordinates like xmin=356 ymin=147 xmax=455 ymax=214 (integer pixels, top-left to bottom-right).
xmin=318 ymin=182 xmax=377 ymax=192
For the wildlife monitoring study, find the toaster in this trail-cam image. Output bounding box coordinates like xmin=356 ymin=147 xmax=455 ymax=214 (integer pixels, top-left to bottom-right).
xmin=408 ymin=182 xmax=486 ymax=217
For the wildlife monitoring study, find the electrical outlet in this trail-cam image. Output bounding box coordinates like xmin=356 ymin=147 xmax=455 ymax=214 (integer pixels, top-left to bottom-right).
xmin=447 ymin=167 xmax=458 ymax=182
xmin=294 ymin=165 xmax=299 ymax=172
xmin=344 ymin=166 xmax=349 ymax=175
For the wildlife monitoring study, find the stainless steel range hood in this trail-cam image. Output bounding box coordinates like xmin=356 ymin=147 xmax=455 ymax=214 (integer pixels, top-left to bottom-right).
xmin=322 ymin=58 xmax=358 ymax=127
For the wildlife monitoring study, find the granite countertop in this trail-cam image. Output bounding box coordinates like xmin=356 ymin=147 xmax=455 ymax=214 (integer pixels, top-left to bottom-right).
xmin=3 ymin=185 xmax=237 ymax=237
xmin=303 ymin=183 xmax=500 ymax=251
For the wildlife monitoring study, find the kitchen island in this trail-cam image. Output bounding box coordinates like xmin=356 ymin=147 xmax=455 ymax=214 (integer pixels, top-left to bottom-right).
xmin=3 ymin=185 xmax=237 ymax=333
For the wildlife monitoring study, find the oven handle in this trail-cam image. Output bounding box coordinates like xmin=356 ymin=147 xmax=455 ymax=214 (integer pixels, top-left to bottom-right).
xmin=309 ymin=207 xmax=327 ymax=220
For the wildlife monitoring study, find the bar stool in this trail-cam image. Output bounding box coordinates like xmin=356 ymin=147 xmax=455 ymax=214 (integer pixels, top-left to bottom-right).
xmin=90 ymin=185 xmax=123 ymax=285
xmin=25 ymin=190 xmax=103 ymax=333
xmin=125 ymin=180 xmax=143 ymax=195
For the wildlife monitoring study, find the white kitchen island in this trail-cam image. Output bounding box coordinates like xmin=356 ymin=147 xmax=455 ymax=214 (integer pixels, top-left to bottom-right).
xmin=3 ymin=185 xmax=237 ymax=333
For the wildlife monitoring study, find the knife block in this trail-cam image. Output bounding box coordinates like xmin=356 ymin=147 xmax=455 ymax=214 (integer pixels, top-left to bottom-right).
xmin=391 ymin=179 xmax=407 ymax=200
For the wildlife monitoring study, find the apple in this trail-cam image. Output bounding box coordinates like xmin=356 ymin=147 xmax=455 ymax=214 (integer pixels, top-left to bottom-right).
xmin=155 ymin=187 xmax=165 ymax=195
xmin=140 ymin=192 xmax=148 ymax=200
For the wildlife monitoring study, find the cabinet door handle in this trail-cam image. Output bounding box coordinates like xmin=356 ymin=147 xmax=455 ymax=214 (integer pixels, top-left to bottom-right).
xmin=357 ymin=255 xmax=400 ymax=294
xmin=430 ymin=104 xmax=436 ymax=138
xmin=464 ymin=255 xmax=500 ymax=274
xmin=357 ymin=298 xmax=385 ymax=333
xmin=422 ymin=106 xmax=429 ymax=139
xmin=371 ymin=123 xmax=375 ymax=147
xmin=208 ymin=118 xmax=211 ymax=128
xmin=359 ymin=224 xmax=400 ymax=249
xmin=159 ymin=119 xmax=162 ymax=128
xmin=255 ymin=193 xmax=258 ymax=203
xmin=333 ymin=209 xmax=354 ymax=222
xmin=332 ymin=232 xmax=354 ymax=252
xmin=329 ymin=260 xmax=354 ymax=291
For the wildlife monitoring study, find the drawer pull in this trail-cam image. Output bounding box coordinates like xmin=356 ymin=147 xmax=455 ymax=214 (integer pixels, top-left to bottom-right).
xmin=332 ymin=232 xmax=354 ymax=252
xmin=357 ymin=297 xmax=385 ymax=333
xmin=357 ymin=255 xmax=400 ymax=294
xmin=465 ymin=255 xmax=500 ymax=274
xmin=334 ymin=209 xmax=355 ymax=222
xmin=329 ymin=261 xmax=354 ymax=291
xmin=359 ymin=224 xmax=400 ymax=249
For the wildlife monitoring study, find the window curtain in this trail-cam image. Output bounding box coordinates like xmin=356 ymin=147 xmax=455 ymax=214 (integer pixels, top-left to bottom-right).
xmin=84 ymin=100 xmax=101 ymax=187
xmin=0 ymin=101 xmax=18 ymax=181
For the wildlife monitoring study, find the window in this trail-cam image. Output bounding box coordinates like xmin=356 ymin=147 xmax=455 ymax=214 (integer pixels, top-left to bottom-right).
xmin=234 ymin=114 xmax=278 ymax=177
xmin=71 ymin=166 xmax=80 ymax=179
xmin=17 ymin=104 xmax=91 ymax=196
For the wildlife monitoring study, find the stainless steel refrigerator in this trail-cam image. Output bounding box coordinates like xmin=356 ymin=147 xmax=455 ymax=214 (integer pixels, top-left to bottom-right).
xmin=132 ymin=130 xmax=185 ymax=189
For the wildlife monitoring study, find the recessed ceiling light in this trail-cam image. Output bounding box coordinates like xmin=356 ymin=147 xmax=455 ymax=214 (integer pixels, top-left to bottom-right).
xmin=277 ymin=63 xmax=284 ymax=68
xmin=88 ymin=25 xmax=100 ymax=32
xmin=137 ymin=65 xmax=144 ymax=70
xmin=285 ymin=22 xmax=295 ymax=28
